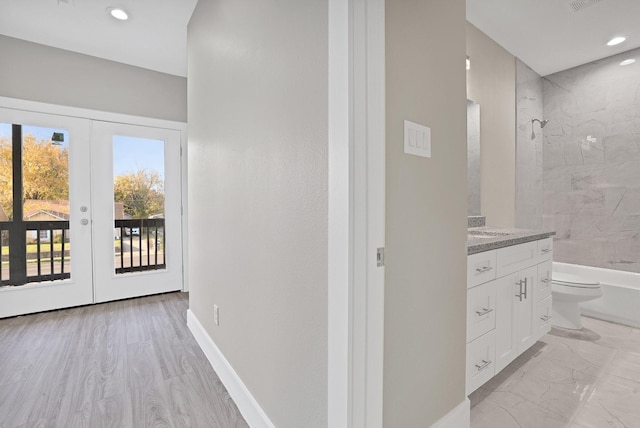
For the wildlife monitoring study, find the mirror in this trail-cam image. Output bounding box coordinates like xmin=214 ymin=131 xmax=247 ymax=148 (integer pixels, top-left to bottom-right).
xmin=467 ymin=99 xmax=481 ymax=216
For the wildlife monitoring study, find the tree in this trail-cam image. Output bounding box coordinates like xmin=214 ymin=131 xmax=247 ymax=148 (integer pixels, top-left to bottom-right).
xmin=114 ymin=169 xmax=164 ymax=219
xmin=22 ymin=134 xmax=69 ymax=201
xmin=0 ymin=134 xmax=69 ymax=220
xmin=0 ymin=138 xmax=12 ymax=219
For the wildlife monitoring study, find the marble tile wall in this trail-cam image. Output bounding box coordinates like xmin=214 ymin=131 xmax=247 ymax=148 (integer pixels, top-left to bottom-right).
xmin=542 ymin=47 xmax=640 ymax=273
xmin=515 ymin=58 xmax=544 ymax=230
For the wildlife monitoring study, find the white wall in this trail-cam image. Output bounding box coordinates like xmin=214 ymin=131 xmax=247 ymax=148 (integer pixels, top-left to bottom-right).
xmin=466 ymin=23 xmax=517 ymax=228
xmin=0 ymin=35 xmax=186 ymax=122
xmin=384 ymin=0 xmax=468 ymax=425
xmin=187 ymin=0 xmax=328 ymax=426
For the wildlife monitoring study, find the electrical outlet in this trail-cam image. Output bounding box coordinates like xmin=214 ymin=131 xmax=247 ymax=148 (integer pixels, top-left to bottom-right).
xmin=214 ymin=304 xmax=219 ymax=326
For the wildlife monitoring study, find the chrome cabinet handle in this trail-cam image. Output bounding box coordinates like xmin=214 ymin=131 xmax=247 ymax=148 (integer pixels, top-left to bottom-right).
xmin=475 ymin=359 xmax=492 ymax=371
xmin=476 ymin=307 xmax=494 ymax=317
xmin=541 ymin=315 xmax=552 ymax=322
xmin=523 ymin=278 xmax=528 ymax=300
xmin=476 ymin=266 xmax=493 ymax=273
xmin=541 ymin=248 xmax=552 ymax=254
xmin=541 ymin=278 xmax=551 ymax=284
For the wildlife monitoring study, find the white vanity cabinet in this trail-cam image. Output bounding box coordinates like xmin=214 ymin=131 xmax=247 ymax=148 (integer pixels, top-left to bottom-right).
xmin=466 ymin=237 xmax=553 ymax=395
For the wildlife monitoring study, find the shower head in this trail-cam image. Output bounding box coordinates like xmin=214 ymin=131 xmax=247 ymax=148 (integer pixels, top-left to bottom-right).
xmin=532 ymin=118 xmax=549 ymax=128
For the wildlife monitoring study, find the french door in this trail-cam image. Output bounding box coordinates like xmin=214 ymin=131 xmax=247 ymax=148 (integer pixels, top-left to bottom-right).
xmin=91 ymin=121 xmax=182 ymax=302
xmin=0 ymin=109 xmax=183 ymax=318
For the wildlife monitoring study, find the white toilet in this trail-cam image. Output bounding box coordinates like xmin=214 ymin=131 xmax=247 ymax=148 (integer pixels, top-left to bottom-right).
xmin=551 ymin=272 xmax=602 ymax=329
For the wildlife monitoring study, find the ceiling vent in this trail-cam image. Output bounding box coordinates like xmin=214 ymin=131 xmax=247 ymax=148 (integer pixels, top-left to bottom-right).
xmin=569 ymin=0 xmax=605 ymax=12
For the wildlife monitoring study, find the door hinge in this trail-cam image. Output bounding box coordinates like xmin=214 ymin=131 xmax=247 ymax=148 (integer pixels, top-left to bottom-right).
xmin=376 ymin=247 xmax=385 ymax=267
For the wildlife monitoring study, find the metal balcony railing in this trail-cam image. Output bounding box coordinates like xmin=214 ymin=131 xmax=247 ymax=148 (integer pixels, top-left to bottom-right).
xmin=114 ymin=218 xmax=165 ymax=274
xmin=0 ymin=220 xmax=71 ymax=287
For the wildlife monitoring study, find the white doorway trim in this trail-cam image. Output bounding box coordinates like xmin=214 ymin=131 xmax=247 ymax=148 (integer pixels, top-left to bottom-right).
xmin=328 ymin=0 xmax=385 ymax=426
xmin=0 ymin=96 xmax=189 ymax=293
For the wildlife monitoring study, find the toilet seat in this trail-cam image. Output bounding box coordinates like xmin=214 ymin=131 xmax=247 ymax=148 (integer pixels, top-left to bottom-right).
xmin=552 ymin=272 xmax=600 ymax=289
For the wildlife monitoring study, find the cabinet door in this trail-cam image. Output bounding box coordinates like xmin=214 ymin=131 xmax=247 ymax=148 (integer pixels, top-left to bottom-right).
xmin=494 ymin=273 xmax=518 ymax=373
xmin=535 ymin=295 xmax=553 ymax=340
xmin=466 ymin=330 xmax=496 ymax=395
xmin=468 ymin=250 xmax=497 ymax=288
xmin=516 ymin=265 xmax=537 ymax=354
xmin=467 ymin=280 xmax=497 ymax=343
xmin=537 ymin=238 xmax=553 ymax=262
xmin=536 ymin=260 xmax=552 ymax=302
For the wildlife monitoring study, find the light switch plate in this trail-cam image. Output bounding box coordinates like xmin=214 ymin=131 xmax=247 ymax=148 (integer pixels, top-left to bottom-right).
xmin=404 ymin=120 xmax=431 ymax=158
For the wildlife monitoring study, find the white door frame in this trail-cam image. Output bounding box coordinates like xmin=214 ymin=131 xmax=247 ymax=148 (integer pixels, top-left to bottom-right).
xmin=328 ymin=0 xmax=385 ymax=426
xmin=0 ymin=96 xmax=189 ymax=296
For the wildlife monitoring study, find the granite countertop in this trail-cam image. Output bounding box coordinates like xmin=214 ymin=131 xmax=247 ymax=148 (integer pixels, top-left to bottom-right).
xmin=467 ymin=227 xmax=556 ymax=255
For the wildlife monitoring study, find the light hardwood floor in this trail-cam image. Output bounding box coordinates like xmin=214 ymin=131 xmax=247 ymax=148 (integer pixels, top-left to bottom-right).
xmin=0 ymin=292 xmax=249 ymax=428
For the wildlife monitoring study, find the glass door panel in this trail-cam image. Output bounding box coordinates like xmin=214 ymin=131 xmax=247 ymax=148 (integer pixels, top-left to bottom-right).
xmin=113 ymin=136 xmax=166 ymax=273
xmin=22 ymin=125 xmax=71 ymax=283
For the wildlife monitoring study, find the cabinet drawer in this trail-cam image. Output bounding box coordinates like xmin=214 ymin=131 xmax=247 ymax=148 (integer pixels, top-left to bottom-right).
xmin=537 ymin=238 xmax=553 ymax=261
xmin=535 ymin=295 xmax=553 ymax=340
xmin=496 ymin=241 xmax=537 ymax=277
xmin=466 ymin=330 xmax=496 ymax=395
xmin=536 ymin=260 xmax=552 ymax=302
xmin=467 ymin=250 xmax=497 ymax=289
xmin=467 ymin=280 xmax=497 ymax=343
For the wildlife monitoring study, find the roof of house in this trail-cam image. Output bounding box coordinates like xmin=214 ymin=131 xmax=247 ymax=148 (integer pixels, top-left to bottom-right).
xmin=23 ymin=200 xmax=70 ymax=220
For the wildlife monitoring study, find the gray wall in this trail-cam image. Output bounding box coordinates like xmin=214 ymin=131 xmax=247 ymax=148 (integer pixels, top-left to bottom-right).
xmin=384 ymin=0 xmax=468 ymax=425
xmin=466 ymin=23 xmax=517 ymax=227
xmin=0 ymin=35 xmax=186 ymax=122
xmin=543 ymin=47 xmax=640 ymax=273
xmin=515 ymin=59 xmax=544 ymax=229
xmin=187 ymin=0 xmax=328 ymax=426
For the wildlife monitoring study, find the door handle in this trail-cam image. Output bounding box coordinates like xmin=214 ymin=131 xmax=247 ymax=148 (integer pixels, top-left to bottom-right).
xmin=523 ymin=277 xmax=528 ymax=300
xmin=475 ymin=359 xmax=492 ymax=372
xmin=515 ymin=279 xmax=526 ymax=301
xmin=475 ymin=307 xmax=494 ymax=317
xmin=475 ymin=266 xmax=493 ymax=273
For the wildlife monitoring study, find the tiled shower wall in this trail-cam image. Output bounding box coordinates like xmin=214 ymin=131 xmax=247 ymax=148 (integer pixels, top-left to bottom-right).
xmin=515 ymin=58 xmax=544 ymax=230
xmin=542 ymin=47 xmax=640 ymax=273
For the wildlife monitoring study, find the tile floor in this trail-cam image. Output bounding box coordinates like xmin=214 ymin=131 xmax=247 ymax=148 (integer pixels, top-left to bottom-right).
xmin=470 ymin=316 xmax=640 ymax=428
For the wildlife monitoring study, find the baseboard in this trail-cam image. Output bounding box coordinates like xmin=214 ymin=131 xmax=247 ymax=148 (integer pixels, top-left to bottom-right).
xmin=581 ymin=310 xmax=640 ymax=329
xmin=430 ymin=398 xmax=470 ymax=428
xmin=187 ymin=309 xmax=274 ymax=428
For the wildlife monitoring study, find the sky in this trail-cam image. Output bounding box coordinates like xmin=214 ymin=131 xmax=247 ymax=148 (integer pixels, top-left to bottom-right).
xmin=113 ymin=135 xmax=165 ymax=180
xmin=0 ymin=123 xmax=165 ymax=180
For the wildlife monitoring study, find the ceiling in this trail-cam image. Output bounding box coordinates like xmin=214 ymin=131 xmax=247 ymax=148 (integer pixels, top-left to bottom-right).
xmin=0 ymin=0 xmax=637 ymax=79
xmin=467 ymin=0 xmax=640 ymax=76
xmin=0 ymin=0 xmax=198 ymax=77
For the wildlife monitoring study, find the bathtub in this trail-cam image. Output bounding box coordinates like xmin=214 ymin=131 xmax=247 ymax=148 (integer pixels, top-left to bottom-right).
xmin=554 ymin=262 xmax=640 ymax=328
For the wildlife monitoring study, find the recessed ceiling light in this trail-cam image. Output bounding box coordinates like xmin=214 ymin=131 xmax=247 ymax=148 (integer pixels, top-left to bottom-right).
xmin=108 ymin=7 xmax=128 ymax=21
xmin=620 ymin=59 xmax=636 ymax=66
xmin=607 ymin=36 xmax=626 ymax=46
